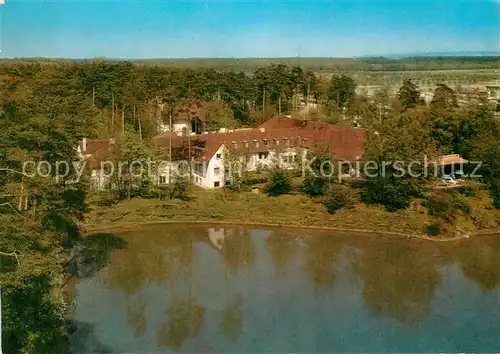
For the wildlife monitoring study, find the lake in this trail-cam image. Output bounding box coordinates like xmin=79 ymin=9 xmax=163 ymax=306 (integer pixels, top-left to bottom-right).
xmin=69 ymin=225 xmax=500 ymax=353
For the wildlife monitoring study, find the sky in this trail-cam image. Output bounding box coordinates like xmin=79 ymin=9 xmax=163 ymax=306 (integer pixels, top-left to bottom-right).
xmin=0 ymin=0 xmax=498 ymax=58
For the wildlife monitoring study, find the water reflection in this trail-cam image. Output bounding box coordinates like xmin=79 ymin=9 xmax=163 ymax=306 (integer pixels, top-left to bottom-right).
xmin=221 ymin=228 xmax=255 ymax=271
xmin=220 ymin=294 xmax=244 ymax=342
xmin=126 ymin=296 xmax=147 ymax=337
xmin=266 ymin=231 xmax=300 ymax=276
xmin=303 ymin=234 xmax=345 ymax=288
xmin=456 ymin=237 xmax=500 ymax=292
xmin=157 ymin=298 xmax=205 ymax=349
xmin=70 ymin=227 xmax=500 ymax=353
xmin=352 ymin=241 xmax=442 ymax=326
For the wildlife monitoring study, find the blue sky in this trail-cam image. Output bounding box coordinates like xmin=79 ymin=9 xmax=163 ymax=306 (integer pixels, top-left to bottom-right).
xmin=0 ymin=0 xmax=499 ymax=58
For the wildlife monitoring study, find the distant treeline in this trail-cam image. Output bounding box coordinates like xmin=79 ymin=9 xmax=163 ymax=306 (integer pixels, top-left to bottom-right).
xmin=1 ymin=56 xmax=499 ymax=72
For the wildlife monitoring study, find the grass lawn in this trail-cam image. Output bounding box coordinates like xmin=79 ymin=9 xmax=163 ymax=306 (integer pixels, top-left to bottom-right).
xmin=84 ymin=182 xmax=500 ymax=239
xmin=84 ymin=187 xmax=458 ymax=237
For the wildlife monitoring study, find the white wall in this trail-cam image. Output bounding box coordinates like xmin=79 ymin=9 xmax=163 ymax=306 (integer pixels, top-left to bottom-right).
xmin=87 ymin=145 xmax=306 ymax=190
xmin=242 ymin=148 xmax=303 ymax=172
xmin=158 ymin=119 xmax=191 ymax=134
xmin=208 ymin=228 xmax=226 ymax=250
xmin=200 ymin=145 xmax=225 ymax=188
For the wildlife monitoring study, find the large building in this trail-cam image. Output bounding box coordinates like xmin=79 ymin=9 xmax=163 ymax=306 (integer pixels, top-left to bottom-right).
xmin=156 ymin=99 xmax=206 ymax=135
xmin=78 ymin=116 xmax=365 ymax=190
xmin=152 ymin=116 xmax=365 ymax=188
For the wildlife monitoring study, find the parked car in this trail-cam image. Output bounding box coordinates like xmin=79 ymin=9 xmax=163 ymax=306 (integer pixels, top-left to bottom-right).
xmin=442 ymin=175 xmax=458 ymax=185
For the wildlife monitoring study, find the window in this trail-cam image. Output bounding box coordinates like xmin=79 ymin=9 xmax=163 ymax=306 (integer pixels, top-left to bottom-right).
xmin=195 ymin=163 xmax=204 ymax=174
xmin=264 ymin=139 xmax=269 ymax=147
xmin=244 ymin=141 xmax=249 ymax=148
xmin=216 ymin=153 xmax=221 ymax=159
xmin=284 ymin=138 xmax=289 ymax=146
xmin=275 ymin=139 xmax=280 ymax=146
xmin=159 ymin=176 xmax=167 ymax=184
xmin=214 ymin=167 xmax=220 ymax=175
xmin=254 ymin=140 xmax=259 ymax=148
xmin=178 ymin=163 xmax=188 ymax=175
xmin=259 ymin=152 xmax=269 ymax=160
xmin=214 ymin=181 xmax=220 ymax=187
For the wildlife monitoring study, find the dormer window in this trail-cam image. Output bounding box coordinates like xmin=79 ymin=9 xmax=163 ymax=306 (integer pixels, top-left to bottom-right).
xmin=274 ymin=139 xmax=280 ymax=146
xmin=263 ymin=139 xmax=269 ymax=147
xmin=253 ymin=140 xmax=259 ymax=148
xmin=232 ymin=141 xmax=238 ymax=148
xmin=244 ymin=141 xmax=249 ymax=148
xmin=284 ymin=137 xmax=289 ymax=146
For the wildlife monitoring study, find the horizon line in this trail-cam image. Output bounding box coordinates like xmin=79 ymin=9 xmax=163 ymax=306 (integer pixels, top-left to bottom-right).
xmin=1 ymin=52 xmax=500 ymax=61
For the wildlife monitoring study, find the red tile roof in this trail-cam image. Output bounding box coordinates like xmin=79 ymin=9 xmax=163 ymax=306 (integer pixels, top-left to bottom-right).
xmin=78 ymin=138 xmax=115 ymax=170
xmin=169 ymin=100 xmax=206 ymax=122
xmin=437 ymin=154 xmax=468 ymax=166
xmin=257 ymin=116 xmax=304 ymax=130
xmin=79 ymin=139 xmax=112 ymax=156
xmin=87 ymin=147 xmax=112 ymax=170
xmin=153 ymin=117 xmax=365 ymax=162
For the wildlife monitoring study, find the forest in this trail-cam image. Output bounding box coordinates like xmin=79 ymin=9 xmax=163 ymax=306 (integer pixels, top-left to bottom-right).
xmin=4 ymin=55 xmax=500 ymax=72
xmin=0 ymin=59 xmax=499 ymax=353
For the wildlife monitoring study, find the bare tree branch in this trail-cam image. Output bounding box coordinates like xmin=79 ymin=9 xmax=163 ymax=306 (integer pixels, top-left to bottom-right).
xmin=0 ymin=250 xmax=21 ymax=265
xmin=0 ymin=202 xmax=20 ymax=214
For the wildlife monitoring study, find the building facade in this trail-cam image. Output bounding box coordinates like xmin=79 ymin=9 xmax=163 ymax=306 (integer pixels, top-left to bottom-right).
xmin=79 ymin=116 xmax=365 ymax=190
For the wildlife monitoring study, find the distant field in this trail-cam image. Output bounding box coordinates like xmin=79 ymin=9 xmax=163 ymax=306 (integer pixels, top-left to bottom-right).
xmin=130 ymin=56 xmax=500 ymax=71
xmin=1 ymin=56 xmax=498 ymax=91
xmin=2 ymin=56 xmax=500 ymax=73
xmin=348 ymin=69 xmax=499 ymax=89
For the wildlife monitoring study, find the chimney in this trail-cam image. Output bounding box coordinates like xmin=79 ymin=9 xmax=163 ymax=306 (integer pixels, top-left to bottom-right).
xmin=259 ymin=127 xmax=265 ymax=133
xmin=82 ymin=138 xmax=87 ymax=152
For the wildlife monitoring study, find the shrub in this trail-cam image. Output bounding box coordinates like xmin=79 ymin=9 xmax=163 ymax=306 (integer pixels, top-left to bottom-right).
xmin=362 ymin=177 xmax=414 ymax=212
xmin=168 ymin=177 xmax=192 ymax=201
xmin=323 ymin=184 xmax=357 ymax=214
xmin=456 ymin=185 xmax=477 ymax=198
xmin=96 ymin=191 xmax=120 ymax=206
xmin=422 ymin=194 xmax=453 ymax=221
xmin=425 ymin=222 xmax=441 ymax=236
xmin=450 ymin=193 xmax=472 ymax=214
xmin=300 ymin=149 xmax=335 ymax=197
xmin=301 ymin=176 xmax=328 ymax=197
xmin=265 ymin=169 xmax=292 ymax=197
xmin=242 ymin=176 xmax=268 ymax=185
xmin=134 ymin=180 xmax=158 ymax=199
xmin=422 ymin=191 xmax=471 ymax=223
xmin=490 ymin=182 xmax=500 ymax=209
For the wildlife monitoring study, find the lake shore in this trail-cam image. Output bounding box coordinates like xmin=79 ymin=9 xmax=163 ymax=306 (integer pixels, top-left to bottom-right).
xmin=84 ymin=189 xmax=499 ymax=242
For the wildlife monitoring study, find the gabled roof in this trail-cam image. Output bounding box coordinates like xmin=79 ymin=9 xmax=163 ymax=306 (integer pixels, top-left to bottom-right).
xmin=437 ymin=154 xmax=468 ymax=166
xmin=78 ymin=138 xmax=115 ymax=170
xmin=79 ymin=139 xmax=112 ymax=155
xmin=257 ymin=116 xmax=304 ymax=130
xmin=153 ymin=117 xmax=365 ymax=162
